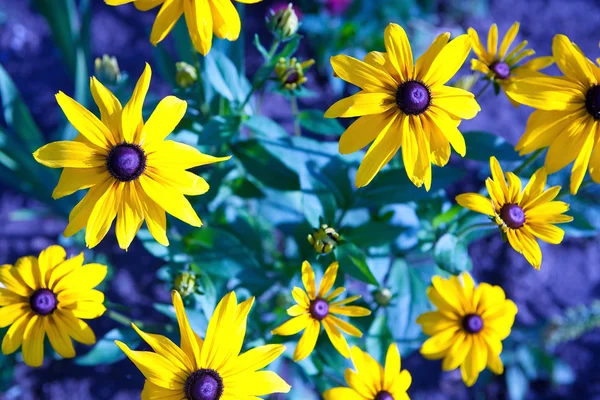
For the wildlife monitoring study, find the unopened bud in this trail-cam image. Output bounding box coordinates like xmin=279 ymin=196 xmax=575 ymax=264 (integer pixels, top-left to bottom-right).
xmin=175 ymin=61 xmax=198 ymax=89
xmin=267 ymin=3 xmax=300 ymax=41
xmin=373 ymin=288 xmax=393 ymax=307
xmin=174 ymin=272 xmax=197 ymax=298
xmin=308 ymin=223 xmax=340 ymax=254
xmin=94 ymin=54 xmax=122 ymax=85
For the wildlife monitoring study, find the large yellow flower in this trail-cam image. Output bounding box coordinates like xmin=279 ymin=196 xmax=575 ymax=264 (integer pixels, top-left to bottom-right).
xmin=117 ymin=290 xmax=290 ymax=399
xmin=417 ymin=273 xmax=517 ymax=387
xmin=33 ymin=64 xmax=229 ymax=250
xmin=0 ymin=245 xmax=106 ymax=367
xmin=323 ymin=345 xmax=412 ymax=400
xmin=456 ymin=157 xmax=573 ymax=269
xmin=325 ymin=23 xmax=480 ymax=189
xmin=271 ymin=261 xmax=371 ymax=361
xmin=468 ymin=22 xmax=553 ymax=106
xmin=105 ymin=0 xmax=260 ymax=55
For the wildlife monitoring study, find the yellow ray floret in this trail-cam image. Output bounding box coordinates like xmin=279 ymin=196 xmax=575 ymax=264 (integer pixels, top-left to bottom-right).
xmin=467 ymin=22 xmax=553 ymax=106
xmin=117 ymin=290 xmax=291 ymax=399
xmin=271 ymin=261 xmax=371 ymax=361
xmin=323 ymin=344 xmax=412 ymax=400
xmin=326 ymin=23 xmax=481 ymax=189
xmin=417 ymin=272 xmax=518 ymax=387
xmin=456 ymin=157 xmax=573 ymax=269
xmin=510 ymin=34 xmax=600 ymax=194
xmin=33 ymin=64 xmax=230 ymax=250
xmin=105 ymin=0 xmax=261 ymax=55
xmin=0 ymin=245 xmax=107 ymax=367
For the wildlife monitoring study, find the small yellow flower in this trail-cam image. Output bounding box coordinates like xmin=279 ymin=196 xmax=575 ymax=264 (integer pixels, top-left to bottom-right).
xmin=468 ymin=22 xmax=553 ymax=106
xmin=323 ymin=344 xmax=412 ymax=400
xmin=456 ymin=157 xmax=573 ymax=269
xmin=326 ymin=23 xmax=480 ymax=189
xmin=307 ymin=223 xmax=340 ymax=254
xmin=271 ymin=261 xmax=371 ymax=361
xmin=105 ymin=0 xmax=260 ymax=56
xmin=510 ymin=34 xmax=600 ymax=194
xmin=117 ymin=290 xmax=291 ymax=399
xmin=33 ymin=64 xmax=229 ymax=250
xmin=0 ymin=245 xmax=107 ymax=367
xmin=275 ymin=57 xmax=315 ymax=91
xmin=417 ymin=273 xmax=518 ymax=387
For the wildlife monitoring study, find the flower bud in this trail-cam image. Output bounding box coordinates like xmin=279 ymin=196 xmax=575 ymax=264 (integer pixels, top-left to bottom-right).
xmin=94 ymin=54 xmax=122 ymax=85
xmin=267 ymin=3 xmax=300 ymax=41
xmin=174 ymin=272 xmax=197 ymax=298
xmin=307 ymin=224 xmax=340 ymax=254
xmin=175 ymin=61 xmax=198 ymax=89
xmin=275 ymin=57 xmax=315 ymax=91
xmin=373 ymin=288 xmax=393 ymax=307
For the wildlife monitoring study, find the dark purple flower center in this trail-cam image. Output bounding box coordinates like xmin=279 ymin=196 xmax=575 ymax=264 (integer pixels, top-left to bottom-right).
xmin=309 ymin=298 xmax=329 ymax=321
xmin=396 ymin=80 xmax=430 ymax=115
xmin=184 ymin=369 xmax=223 ymax=400
xmin=462 ymin=314 xmax=484 ymax=334
xmin=375 ymin=391 xmax=394 ymax=400
xmin=500 ymin=203 xmax=526 ymax=229
xmin=106 ymin=143 xmax=146 ymax=182
xmin=285 ymin=69 xmax=300 ymax=84
xmin=585 ymin=85 xmax=600 ymax=120
xmin=30 ymin=289 xmax=57 ymax=316
xmin=490 ymin=61 xmax=510 ymax=80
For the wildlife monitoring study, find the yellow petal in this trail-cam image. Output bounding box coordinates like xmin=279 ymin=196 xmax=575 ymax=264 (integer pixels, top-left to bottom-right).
xmin=325 ymin=91 xmax=396 ymax=119
xmin=416 ymin=32 xmax=451 ymax=80
xmin=141 ymin=380 xmax=185 ymax=400
xmin=63 ymin=177 xmax=112 ymax=238
xmin=416 ymin=311 xmax=458 ymax=336
xmin=487 ymin=23 xmax=498 ymax=58
xmin=570 ymin=121 xmax=596 ymax=194
xmin=323 ymin=387 xmax=365 ymax=400
xmin=330 ymin=305 xmax=371 ymax=317
xmin=441 ymin=331 xmax=470 ymax=371
xmin=327 ymin=315 xmax=363 ymax=337
xmin=499 ymin=22 xmax=520 ymax=59
xmin=227 ymin=370 xmax=291 ymax=396
xmin=136 ymin=181 xmax=169 ymax=246
xmin=344 ymin=368 xmax=376 ymax=398
xmin=467 ymin=28 xmax=491 ymax=65
xmin=427 ymin=108 xmax=466 ymax=157
xmin=544 ymin=114 xmax=594 ymax=174
xmin=131 ymin=323 xmax=194 ymax=373
xmin=330 ymin=54 xmax=398 ymax=91
xmin=520 ymin=55 xmax=554 ymax=71
xmin=525 ymin=223 xmax=565 ymax=245
xmin=221 ymin=344 xmax=286 ymax=377
xmin=54 ymin=310 xmax=96 ymax=345
xmin=301 ymin=260 xmax=317 ymax=300
xmin=149 ymin=0 xmax=184 ymax=45
xmin=53 ymin=263 xmax=107 ymax=293
xmin=384 ymin=343 xmax=401 ymax=388
xmin=122 ymin=63 xmax=152 ymax=143
xmin=90 ymin=76 xmax=122 ymax=136
xmin=70 ymin=301 xmax=107 ymax=319
xmin=293 ymin=318 xmax=320 ymax=361
xmin=147 ymin=168 xmax=209 ymax=196
xmin=322 ymin=317 xmax=351 ymax=358
xmin=1 ymin=311 xmax=31 ymax=355
xmin=45 ymin=315 xmax=75 ymax=358
xmin=57 ymin=289 xmax=104 ymax=306
xmin=48 ymin=253 xmax=84 ymax=290
xmin=515 ymin=109 xmax=584 ymax=155
xmin=184 ymin=0 xmax=213 ymax=55
xmin=22 ymin=315 xmax=45 ymax=367
xmin=0 ymin=302 xmax=29 ymax=328
xmin=339 ymin=111 xmax=394 ymax=155
xmin=552 ymin=34 xmax=596 ymax=86
xmin=291 ymin=287 xmax=310 ymax=309
xmin=147 ymin=140 xmax=231 ymax=170
xmin=509 ymin=77 xmax=585 ymax=111
xmin=135 ymin=0 xmax=164 ymax=11
xmin=33 ymin=141 xmax=107 ymax=169
xmin=0 ymin=288 xmax=26 ymax=306
xmin=424 ymin=34 xmax=472 ymax=87
xmin=317 ymin=261 xmax=339 ymax=298
xmin=142 ymin=96 xmax=187 ymax=150
xmin=56 ymin=91 xmax=114 ymax=148
xmin=171 ymin=291 xmax=201 ymax=368
xmin=116 ymin=182 xmax=144 ymax=250
xmin=201 ymin=291 xmax=237 ymax=368
xmin=210 ymin=0 xmax=241 ymax=40
xmin=456 ymin=193 xmax=495 ymax=216
xmin=430 ymin=85 xmax=480 ymax=120
xmin=14 ymin=255 xmax=40 ymax=291
xmin=52 ymin=167 xmax=107 ymax=199
xmin=85 ymin=181 xmax=122 ymax=249
xmin=383 ymin=23 xmax=414 ymax=82
xmin=271 ymin=313 xmax=311 ymax=336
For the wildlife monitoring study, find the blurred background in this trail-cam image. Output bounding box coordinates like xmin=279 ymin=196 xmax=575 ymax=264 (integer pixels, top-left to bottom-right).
xmin=1 ymin=0 xmax=600 ymax=399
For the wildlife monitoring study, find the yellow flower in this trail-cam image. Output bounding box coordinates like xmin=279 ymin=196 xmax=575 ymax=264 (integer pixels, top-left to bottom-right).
xmin=509 ymin=34 xmax=600 ymax=194
xmin=323 ymin=345 xmax=412 ymax=400
xmin=271 ymin=261 xmax=371 ymax=361
xmin=325 ymin=23 xmax=480 ymax=189
xmin=0 ymin=245 xmax=106 ymax=367
xmin=275 ymin=57 xmax=315 ymax=91
xmin=468 ymin=22 xmax=553 ymax=106
xmin=456 ymin=157 xmax=573 ymax=269
xmin=417 ymin=272 xmax=518 ymax=387
xmin=105 ymin=0 xmax=260 ymax=56
xmin=117 ymin=290 xmax=291 ymax=399
xmin=33 ymin=64 xmax=229 ymax=250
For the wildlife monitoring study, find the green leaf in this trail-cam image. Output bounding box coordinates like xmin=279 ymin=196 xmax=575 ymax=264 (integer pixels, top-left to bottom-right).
xmin=253 ymin=34 xmax=269 ymax=59
xmin=334 ymin=243 xmax=378 ymax=285
xmin=243 ymin=115 xmax=288 ymax=139
xmin=302 ymin=161 xmax=337 ymax=227
xmin=344 ymin=221 xmax=404 ymax=248
xmin=463 ymin=131 xmax=521 ymax=162
xmin=506 ymin=366 xmax=529 ymax=400
xmin=232 ymin=140 xmax=300 ymax=191
xmin=277 ymin=35 xmax=301 ymax=58
xmin=551 ymin=359 xmax=575 ymax=385
xmin=433 ymin=233 xmax=472 ymax=274
xmin=357 ymin=167 xmax=465 ymax=205
xmin=230 ymin=177 xmax=265 ymax=199
xmin=197 ymin=116 xmax=240 ymax=146
xmin=204 ymin=50 xmax=243 ymax=102
xmin=298 ymin=109 xmax=344 ymax=136
xmin=75 ymin=328 xmax=140 ymax=366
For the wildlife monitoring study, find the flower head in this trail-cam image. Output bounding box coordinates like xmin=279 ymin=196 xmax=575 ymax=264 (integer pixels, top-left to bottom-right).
xmin=267 ymin=3 xmax=300 ymax=41
xmin=94 ymin=54 xmax=122 ymax=86
xmin=117 ymin=290 xmax=291 ymax=399
xmin=275 ymin=57 xmax=315 ymax=91
xmin=510 ymin=34 xmax=600 ymax=194
xmin=468 ymin=22 xmax=553 ymax=106
xmin=417 ymin=272 xmax=518 ymax=387
xmin=326 ymin=23 xmax=480 ymax=188
xmin=33 ymin=64 xmax=230 ymax=250
xmin=323 ymin=345 xmax=412 ymax=400
xmin=176 ymin=61 xmax=198 ymax=89
xmin=0 ymin=245 xmax=106 ymax=367
xmin=456 ymin=157 xmax=573 ymax=269
xmin=307 ymin=223 xmax=340 ymax=254
xmin=105 ymin=0 xmax=259 ymax=55
xmin=271 ymin=261 xmax=371 ymax=361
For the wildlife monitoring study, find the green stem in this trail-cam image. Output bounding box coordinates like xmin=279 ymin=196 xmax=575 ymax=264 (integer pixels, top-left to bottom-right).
xmin=191 ymin=48 xmax=207 ymax=117
xmin=107 ymin=310 xmax=134 ymax=327
xmin=456 ymin=222 xmax=497 ymax=240
xmin=512 ymin=148 xmax=544 ymax=176
xmin=240 ymin=39 xmax=280 ymax=109
xmin=474 ymin=79 xmax=492 ymax=99
xmin=290 ymin=95 xmax=301 ymax=136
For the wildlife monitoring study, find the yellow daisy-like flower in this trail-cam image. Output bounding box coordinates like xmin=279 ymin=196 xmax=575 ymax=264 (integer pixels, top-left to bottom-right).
xmin=417 ymin=272 xmax=518 ymax=387
xmin=510 ymin=34 xmax=600 ymax=194
xmin=456 ymin=157 xmax=573 ymax=269
xmin=468 ymin=22 xmax=553 ymax=106
xmin=325 ymin=23 xmax=480 ymax=189
xmin=0 ymin=245 xmax=106 ymax=367
xmin=105 ymin=0 xmax=260 ymax=56
xmin=117 ymin=290 xmax=291 ymax=400
xmin=323 ymin=345 xmax=412 ymax=400
xmin=271 ymin=261 xmax=371 ymax=361
xmin=33 ymin=64 xmax=229 ymax=250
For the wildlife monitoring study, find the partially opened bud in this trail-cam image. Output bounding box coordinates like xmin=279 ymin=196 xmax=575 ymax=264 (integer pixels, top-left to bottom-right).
xmin=94 ymin=54 xmax=122 ymax=85
xmin=175 ymin=61 xmax=198 ymax=89
xmin=267 ymin=3 xmax=300 ymax=41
